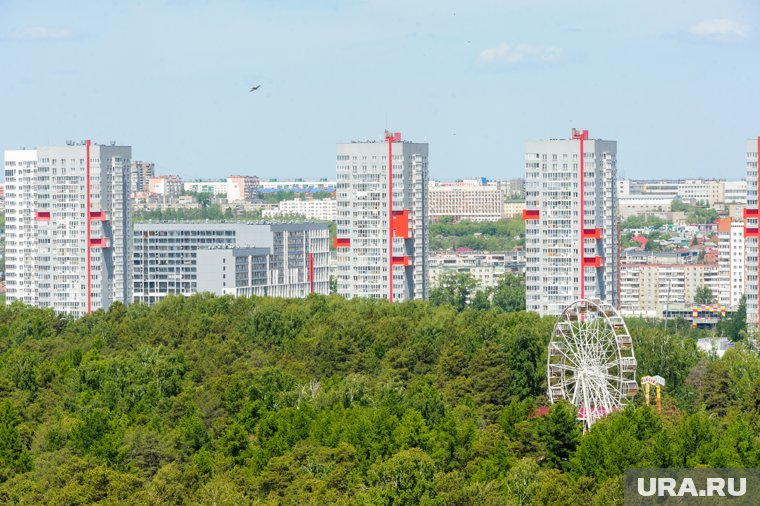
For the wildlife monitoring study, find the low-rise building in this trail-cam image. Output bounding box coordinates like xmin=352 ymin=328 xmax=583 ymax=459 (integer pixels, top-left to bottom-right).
xmin=262 ymin=198 xmax=336 ymax=221
xmin=133 ymin=222 xmax=329 ymax=304
xmin=429 ymin=251 xmax=525 ymax=289
xmin=620 ymin=262 xmax=721 ymax=317
xmin=428 ymin=182 xmax=504 ymax=222
xmin=227 ymin=175 xmax=260 ymax=202
xmin=259 ymin=179 xmax=335 ymax=193
xmin=503 ymin=201 xmax=526 ymax=219
xmin=148 ymin=175 xmax=183 ymax=199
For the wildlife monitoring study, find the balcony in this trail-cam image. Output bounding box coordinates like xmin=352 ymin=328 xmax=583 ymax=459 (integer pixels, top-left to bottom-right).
xmin=89 ymin=237 xmax=111 ymax=248
xmin=582 ymin=256 xmax=604 ymax=268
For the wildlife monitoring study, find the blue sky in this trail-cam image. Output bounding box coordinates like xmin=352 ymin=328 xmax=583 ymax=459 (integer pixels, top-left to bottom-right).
xmin=1 ymin=0 xmax=758 ymax=181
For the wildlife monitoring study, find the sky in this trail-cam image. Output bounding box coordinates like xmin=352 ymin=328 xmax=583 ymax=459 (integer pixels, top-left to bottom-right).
xmin=1 ymin=0 xmax=759 ymax=182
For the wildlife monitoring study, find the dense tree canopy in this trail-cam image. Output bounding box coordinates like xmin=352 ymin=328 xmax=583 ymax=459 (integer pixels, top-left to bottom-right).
xmin=0 ymin=295 xmax=756 ymax=504
xmin=430 ymin=217 xmax=525 ymax=251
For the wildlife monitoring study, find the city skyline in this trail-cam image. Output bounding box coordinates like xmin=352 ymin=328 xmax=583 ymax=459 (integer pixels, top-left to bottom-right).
xmin=2 ymin=0 xmax=759 ymax=181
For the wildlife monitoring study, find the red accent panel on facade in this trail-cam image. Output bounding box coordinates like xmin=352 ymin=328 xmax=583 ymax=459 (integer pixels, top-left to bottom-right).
xmin=308 ymin=252 xmax=314 ymax=294
xmin=522 ymin=209 xmax=540 ymax=220
xmin=89 ymin=210 xmax=107 ymax=221
xmin=583 ymin=256 xmax=604 ymax=268
xmin=744 ymin=208 xmax=759 ymax=218
xmin=334 ymin=237 xmax=351 ymax=248
xmin=391 ymin=256 xmax=410 ymax=266
xmin=583 ymin=228 xmax=602 ymax=239
xmin=392 ymin=209 xmax=410 ymax=238
xmin=89 ymin=237 xmax=110 ymax=248
xmin=746 ymin=228 xmax=759 ymax=238
xmin=35 ymin=211 xmax=51 ymax=220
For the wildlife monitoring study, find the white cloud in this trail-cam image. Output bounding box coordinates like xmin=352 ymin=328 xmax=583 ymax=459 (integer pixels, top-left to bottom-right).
xmin=477 ymin=43 xmax=561 ymax=66
xmin=11 ymin=26 xmax=72 ymax=41
xmin=688 ymin=19 xmax=750 ymax=43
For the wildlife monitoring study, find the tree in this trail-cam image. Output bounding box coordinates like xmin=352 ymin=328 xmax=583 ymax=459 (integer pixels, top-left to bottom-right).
xmin=717 ymin=295 xmax=746 ymax=341
xmin=362 ymin=448 xmax=436 ymax=505
xmin=491 ymin=274 xmax=526 ymax=312
xmin=429 ymin=272 xmax=479 ymax=312
xmin=537 ymin=401 xmax=581 ymax=470
xmin=694 ymin=285 xmax=714 ymax=304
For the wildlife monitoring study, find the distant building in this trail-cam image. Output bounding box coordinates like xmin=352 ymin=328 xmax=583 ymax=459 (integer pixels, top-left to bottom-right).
xmin=428 ymin=181 xmax=504 ymax=222
xmin=262 ymin=198 xmax=336 ymax=221
xmin=503 ymin=201 xmax=526 ymax=219
xmin=618 ymin=178 xmax=746 ymax=207
xmin=620 ymin=262 xmax=720 ymax=317
xmin=524 ymin=129 xmax=619 ymax=316
xmin=148 ymin=175 xmax=183 ymax=199
xmin=745 ymin=136 xmax=760 ymax=337
xmin=429 ymin=251 xmax=524 ymax=289
xmin=715 ymin=218 xmax=745 ymax=307
xmin=4 ymin=142 xmax=132 ymax=316
xmin=335 ymin=131 xmax=428 ymax=301
xmin=227 ymin=175 xmax=260 ymax=202
xmin=724 ymin=180 xmax=747 ymax=205
xmin=130 ymin=161 xmax=155 ymax=195
xmin=259 ymin=179 xmax=335 ymax=193
xmin=184 ymin=180 xmax=228 ymax=196
xmin=618 ymin=195 xmax=674 ymax=219
xmin=133 ymin=222 xmax=329 ymax=304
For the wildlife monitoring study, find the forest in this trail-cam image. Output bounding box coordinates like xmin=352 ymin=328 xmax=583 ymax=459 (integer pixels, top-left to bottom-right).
xmin=0 ymin=294 xmax=758 ymax=505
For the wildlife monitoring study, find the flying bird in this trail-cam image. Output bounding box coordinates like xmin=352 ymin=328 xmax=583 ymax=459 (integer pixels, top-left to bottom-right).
xmin=250 ymin=85 xmax=261 ymax=92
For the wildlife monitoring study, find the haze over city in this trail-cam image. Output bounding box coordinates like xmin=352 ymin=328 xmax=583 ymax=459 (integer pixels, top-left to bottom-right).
xmin=2 ymin=0 xmax=759 ymax=181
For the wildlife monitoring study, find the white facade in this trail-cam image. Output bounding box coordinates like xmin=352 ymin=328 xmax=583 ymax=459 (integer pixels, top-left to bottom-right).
xmin=262 ymin=198 xmax=336 ymax=221
xmin=745 ymin=137 xmax=760 ymax=336
xmin=4 ymin=142 xmax=132 ymax=317
xmin=184 ymin=180 xmax=228 ymax=196
xmin=618 ymin=178 xmax=745 ymax=206
xmin=724 ymin=180 xmax=747 ymax=204
xmin=618 ymin=195 xmax=674 ymax=219
xmin=335 ymin=132 xmax=428 ymax=301
xmin=133 ymin=222 xmax=329 ymax=304
xmin=524 ymin=129 xmax=618 ymax=316
xmin=428 ymin=185 xmax=504 ymax=222
xmin=716 ymin=219 xmax=745 ymax=307
xmin=260 ymin=180 xmax=335 ymax=191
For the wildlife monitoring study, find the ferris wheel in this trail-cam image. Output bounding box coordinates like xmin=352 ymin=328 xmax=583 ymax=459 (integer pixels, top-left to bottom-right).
xmin=547 ymin=299 xmax=638 ymax=430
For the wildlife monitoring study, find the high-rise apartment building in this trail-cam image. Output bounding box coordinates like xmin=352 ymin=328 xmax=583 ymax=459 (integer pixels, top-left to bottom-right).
xmin=745 ymin=136 xmax=760 ymax=337
xmin=334 ymin=131 xmax=428 ymax=301
xmin=4 ymin=141 xmax=132 ymax=316
xmin=130 ymin=161 xmax=154 ymax=195
xmin=716 ymin=218 xmax=745 ymax=307
xmin=524 ymin=129 xmax=618 ymax=316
